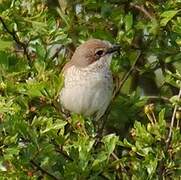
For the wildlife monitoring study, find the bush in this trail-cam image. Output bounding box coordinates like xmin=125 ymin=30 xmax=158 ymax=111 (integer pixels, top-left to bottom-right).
xmin=0 ymin=0 xmax=180 ymax=179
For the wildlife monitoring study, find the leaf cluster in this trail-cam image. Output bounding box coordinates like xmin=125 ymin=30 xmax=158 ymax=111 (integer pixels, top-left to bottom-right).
xmin=0 ymin=0 xmax=181 ymax=179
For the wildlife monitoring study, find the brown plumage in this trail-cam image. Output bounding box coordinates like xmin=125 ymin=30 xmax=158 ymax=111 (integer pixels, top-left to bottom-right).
xmin=59 ymin=39 xmax=120 ymax=120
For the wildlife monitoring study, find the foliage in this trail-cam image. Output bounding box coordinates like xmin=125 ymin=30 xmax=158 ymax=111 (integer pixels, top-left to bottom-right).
xmin=0 ymin=0 xmax=181 ymax=179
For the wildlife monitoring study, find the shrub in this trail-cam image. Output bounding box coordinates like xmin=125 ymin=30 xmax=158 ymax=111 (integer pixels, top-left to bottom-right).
xmin=0 ymin=0 xmax=180 ymax=179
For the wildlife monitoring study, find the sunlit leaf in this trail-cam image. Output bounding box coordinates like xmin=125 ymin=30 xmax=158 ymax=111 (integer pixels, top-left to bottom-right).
xmin=160 ymin=10 xmax=179 ymax=26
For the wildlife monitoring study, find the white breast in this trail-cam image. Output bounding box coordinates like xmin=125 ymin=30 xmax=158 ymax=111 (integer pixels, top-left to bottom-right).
xmin=59 ymin=58 xmax=113 ymax=119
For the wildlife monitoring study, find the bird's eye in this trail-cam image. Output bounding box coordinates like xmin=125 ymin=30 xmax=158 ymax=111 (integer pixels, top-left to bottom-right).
xmin=95 ymin=50 xmax=104 ymax=56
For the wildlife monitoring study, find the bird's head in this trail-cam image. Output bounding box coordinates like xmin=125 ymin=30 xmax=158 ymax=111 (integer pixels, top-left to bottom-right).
xmin=70 ymin=39 xmax=120 ymax=68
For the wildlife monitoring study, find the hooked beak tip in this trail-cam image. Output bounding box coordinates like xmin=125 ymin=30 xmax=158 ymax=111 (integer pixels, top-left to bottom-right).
xmin=106 ymin=44 xmax=121 ymax=54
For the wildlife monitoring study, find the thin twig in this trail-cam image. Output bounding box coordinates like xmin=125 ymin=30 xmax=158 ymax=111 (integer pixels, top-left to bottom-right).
xmin=113 ymin=51 xmax=141 ymax=100
xmin=166 ymin=88 xmax=181 ymax=149
xmin=111 ymin=152 xmax=129 ymax=176
xmin=56 ymin=149 xmax=73 ymax=161
xmin=145 ymin=96 xmax=170 ymax=102
xmin=176 ymin=117 xmax=180 ymax=129
xmin=51 ymin=140 xmax=73 ymax=161
xmin=51 ymin=45 xmax=64 ymax=60
xmin=0 ymin=16 xmax=31 ymax=62
xmin=151 ymin=112 xmax=157 ymax=124
xmin=98 ymin=51 xmax=141 ymax=136
xmin=111 ymin=152 xmax=119 ymax=160
xmin=130 ymin=3 xmax=153 ymax=20
xmin=30 ymin=160 xmax=60 ymax=180
xmin=99 ymin=173 xmax=110 ymax=180
xmin=146 ymin=113 xmax=154 ymax=125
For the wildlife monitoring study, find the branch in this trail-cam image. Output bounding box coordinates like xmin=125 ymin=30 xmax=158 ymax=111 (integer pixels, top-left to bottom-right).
xmin=50 ymin=139 xmax=73 ymax=161
xmin=51 ymin=45 xmax=64 ymax=60
xmin=166 ymin=88 xmax=181 ymax=149
xmin=145 ymin=96 xmax=170 ymax=102
xmin=111 ymin=152 xmax=119 ymax=160
xmin=113 ymin=51 xmax=141 ymax=100
xmin=130 ymin=3 xmax=153 ymax=20
xmin=30 ymin=160 xmax=60 ymax=180
xmin=55 ymin=147 xmax=73 ymax=161
xmin=98 ymin=51 xmax=141 ymax=136
xmin=0 ymin=16 xmax=31 ymax=62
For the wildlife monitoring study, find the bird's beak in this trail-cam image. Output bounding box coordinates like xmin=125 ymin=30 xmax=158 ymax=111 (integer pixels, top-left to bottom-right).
xmin=106 ymin=44 xmax=120 ymax=54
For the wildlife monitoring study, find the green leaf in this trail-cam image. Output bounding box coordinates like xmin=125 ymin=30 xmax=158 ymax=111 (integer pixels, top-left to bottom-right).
xmin=170 ymin=95 xmax=181 ymax=106
xmin=122 ymin=139 xmax=133 ymax=148
xmin=102 ymin=134 xmax=119 ymax=155
xmin=134 ymin=121 xmax=154 ymax=145
xmin=35 ymin=43 xmax=46 ymax=60
xmin=34 ymin=60 xmax=46 ymax=75
xmin=145 ymin=156 xmax=158 ymax=176
xmin=176 ymin=38 xmax=181 ymax=45
xmin=4 ymin=146 xmax=20 ymax=160
xmin=125 ymin=13 xmax=133 ymax=31
xmin=160 ymin=10 xmax=179 ymax=26
xmin=41 ymin=120 xmax=67 ymax=134
xmin=158 ymin=109 xmax=165 ymax=124
xmin=0 ymin=40 xmax=13 ymax=50
xmin=0 ymin=161 xmax=7 ymax=172
xmin=92 ymin=152 xmax=107 ymax=169
xmin=4 ymin=133 xmax=18 ymax=144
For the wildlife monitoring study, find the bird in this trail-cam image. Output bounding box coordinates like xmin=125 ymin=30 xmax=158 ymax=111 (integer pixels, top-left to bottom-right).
xmin=59 ymin=39 xmax=120 ymax=120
